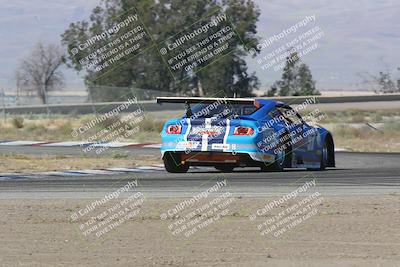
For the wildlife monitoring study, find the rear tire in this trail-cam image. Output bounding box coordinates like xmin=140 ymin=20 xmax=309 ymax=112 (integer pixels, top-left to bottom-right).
xmin=261 ymin=147 xmax=285 ymax=172
xmin=307 ymin=141 xmax=327 ymax=171
xmin=163 ymin=152 xmax=189 ymax=173
xmin=320 ymin=141 xmax=327 ymax=170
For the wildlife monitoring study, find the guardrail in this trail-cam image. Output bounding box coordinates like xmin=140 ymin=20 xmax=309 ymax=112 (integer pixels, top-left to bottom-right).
xmin=2 ymin=94 xmax=400 ymax=115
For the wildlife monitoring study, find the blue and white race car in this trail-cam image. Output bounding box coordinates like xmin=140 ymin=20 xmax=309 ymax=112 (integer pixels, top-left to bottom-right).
xmin=157 ymin=97 xmax=335 ymax=173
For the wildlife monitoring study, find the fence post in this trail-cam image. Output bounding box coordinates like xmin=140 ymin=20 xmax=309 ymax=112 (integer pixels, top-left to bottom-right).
xmin=1 ymin=88 xmax=6 ymax=123
xmin=88 ymin=86 xmax=97 ymax=115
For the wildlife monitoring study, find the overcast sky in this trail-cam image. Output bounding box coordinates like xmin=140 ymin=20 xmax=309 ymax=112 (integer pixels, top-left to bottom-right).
xmin=0 ymin=0 xmax=399 ymax=92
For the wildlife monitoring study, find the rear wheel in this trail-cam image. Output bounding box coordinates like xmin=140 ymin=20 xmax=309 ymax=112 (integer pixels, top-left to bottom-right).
xmin=163 ymin=152 xmax=189 ymax=173
xmin=261 ymin=132 xmax=291 ymax=172
xmin=320 ymin=141 xmax=328 ymax=170
xmin=261 ymin=147 xmax=285 ymax=172
xmin=308 ymin=141 xmax=328 ymax=171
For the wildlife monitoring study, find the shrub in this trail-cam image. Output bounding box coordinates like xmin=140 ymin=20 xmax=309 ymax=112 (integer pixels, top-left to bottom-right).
xmin=140 ymin=116 xmax=164 ymax=132
xmin=11 ymin=117 xmax=24 ymax=129
xmin=99 ymin=115 xmax=121 ymax=130
xmin=58 ymin=121 xmax=73 ymax=136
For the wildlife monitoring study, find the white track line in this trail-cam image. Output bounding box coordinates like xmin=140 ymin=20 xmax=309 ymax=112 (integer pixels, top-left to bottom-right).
xmin=0 ymin=141 xmax=47 ymax=146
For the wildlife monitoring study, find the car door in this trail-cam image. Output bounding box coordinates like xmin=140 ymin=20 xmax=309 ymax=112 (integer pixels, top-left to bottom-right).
xmin=276 ymin=106 xmax=320 ymax=166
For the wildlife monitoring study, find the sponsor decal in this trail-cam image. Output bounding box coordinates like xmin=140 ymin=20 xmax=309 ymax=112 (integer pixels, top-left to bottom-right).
xmin=211 ymin=143 xmax=230 ymax=150
xmin=191 ymin=126 xmax=224 ymax=136
xmin=176 ymin=141 xmax=200 ymax=149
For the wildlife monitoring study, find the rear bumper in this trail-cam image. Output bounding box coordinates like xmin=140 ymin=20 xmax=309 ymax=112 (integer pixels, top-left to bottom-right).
xmin=162 ymin=151 xmax=276 ymax=167
xmin=160 ymin=137 xmax=277 ymax=164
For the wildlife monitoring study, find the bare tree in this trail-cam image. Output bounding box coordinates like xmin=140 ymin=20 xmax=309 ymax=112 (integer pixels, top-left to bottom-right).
xmin=357 ymin=58 xmax=400 ymax=94
xmin=16 ymin=42 xmax=65 ymax=104
xmin=358 ymin=70 xmax=400 ymax=94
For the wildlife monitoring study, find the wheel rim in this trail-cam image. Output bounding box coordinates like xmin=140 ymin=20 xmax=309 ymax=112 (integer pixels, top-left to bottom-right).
xmin=276 ymin=149 xmax=285 ymax=167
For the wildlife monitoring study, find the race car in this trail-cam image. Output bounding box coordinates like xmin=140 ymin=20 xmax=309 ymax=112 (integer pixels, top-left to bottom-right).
xmin=157 ymin=97 xmax=335 ymax=173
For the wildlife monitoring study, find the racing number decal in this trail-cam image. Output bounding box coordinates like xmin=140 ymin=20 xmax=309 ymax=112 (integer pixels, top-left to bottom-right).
xmin=184 ymin=118 xmax=191 ymax=142
xmin=223 ymin=119 xmax=230 ymax=152
xmin=306 ymin=128 xmax=318 ymax=151
xmin=201 ymin=118 xmax=212 ymax=151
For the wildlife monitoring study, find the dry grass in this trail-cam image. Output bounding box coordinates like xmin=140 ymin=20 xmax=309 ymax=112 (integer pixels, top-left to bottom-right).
xmin=314 ymin=109 xmax=400 ymax=124
xmin=0 ymin=154 xmax=162 ymax=173
xmin=0 ymin=109 xmax=399 ymax=152
xmin=0 ymin=113 xmax=165 ymax=143
xmin=0 ymin=115 xmax=79 ymax=141
xmin=332 ymin=122 xmax=400 ymax=152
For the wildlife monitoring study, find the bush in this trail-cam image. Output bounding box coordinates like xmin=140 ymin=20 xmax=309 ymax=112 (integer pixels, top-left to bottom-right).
xmin=140 ymin=116 xmax=164 ymax=132
xmin=350 ymin=114 xmax=366 ymax=123
xmin=58 ymin=121 xmax=73 ymax=136
xmin=26 ymin=123 xmax=47 ymax=133
xmin=11 ymin=117 xmax=24 ymax=129
xmin=99 ymin=115 xmax=121 ymax=130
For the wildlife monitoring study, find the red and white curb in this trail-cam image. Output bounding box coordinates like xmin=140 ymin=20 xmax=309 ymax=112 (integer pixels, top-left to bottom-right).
xmin=0 ymin=140 xmax=162 ymax=149
xmin=0 ymin=165 xmax=166 ymax=181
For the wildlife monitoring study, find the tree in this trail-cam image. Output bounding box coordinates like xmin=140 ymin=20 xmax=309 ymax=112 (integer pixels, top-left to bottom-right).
xmin=267 ymin=49 xmax=319 ymax=96
xmin=15 ymin=42 xmax=65 ymax=104
xmin=295 ymin=63 xmax=318 ymax=96
xmin=279 ymin=50 xmax=299 ymax=96
xmin=375 ymin=71 xmax=398 ymax=93
xmin=358 ymin=68 xmax=400 ymax=94
xmin=61 ymin=0 xmax=260 ymax=101
xmin=266 ymin=84 xmax=277 ymax=97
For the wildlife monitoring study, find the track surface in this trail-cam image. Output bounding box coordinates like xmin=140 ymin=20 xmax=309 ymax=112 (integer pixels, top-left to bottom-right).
xmin=0 ymin=147 xmax=399 ymax=198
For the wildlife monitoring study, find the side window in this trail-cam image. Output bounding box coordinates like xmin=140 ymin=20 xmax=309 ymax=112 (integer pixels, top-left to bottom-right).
xmin=277 ymin=107 xmax=303 ymax=125
xmin=268 ymin=109 xmax=280 ymax=119
xmin=268 ymin=108 xmax=289 ymax=125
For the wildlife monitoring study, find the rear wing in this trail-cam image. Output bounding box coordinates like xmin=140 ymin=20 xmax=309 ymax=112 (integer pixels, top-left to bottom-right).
xmin=156 ymin=97 xmax=255 ymax=105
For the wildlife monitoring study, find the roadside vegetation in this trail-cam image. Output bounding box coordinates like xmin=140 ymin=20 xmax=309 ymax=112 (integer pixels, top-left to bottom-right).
xmin=0 ymin=109 xmax=399 ymax=153
xmin=330 ymin=122 xmax=400 ymax=152
xmin=0 ymin=113 xmax=168 ymax=143
xmin=0 ymin=109 xmax=398 ymax=172
xmin=300 ymin=109 xmax=400 ymax=152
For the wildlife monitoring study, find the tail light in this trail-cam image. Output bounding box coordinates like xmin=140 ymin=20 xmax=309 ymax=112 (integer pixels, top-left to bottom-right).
xmin=234 ymin=126 xmax=254 ymax=136
xmin=166 ymin=125 xmax=182 ymax=134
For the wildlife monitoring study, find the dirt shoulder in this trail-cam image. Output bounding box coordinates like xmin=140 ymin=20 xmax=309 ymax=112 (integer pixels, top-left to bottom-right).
xmin=1 ymin=195 xmax=399 ymax=266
